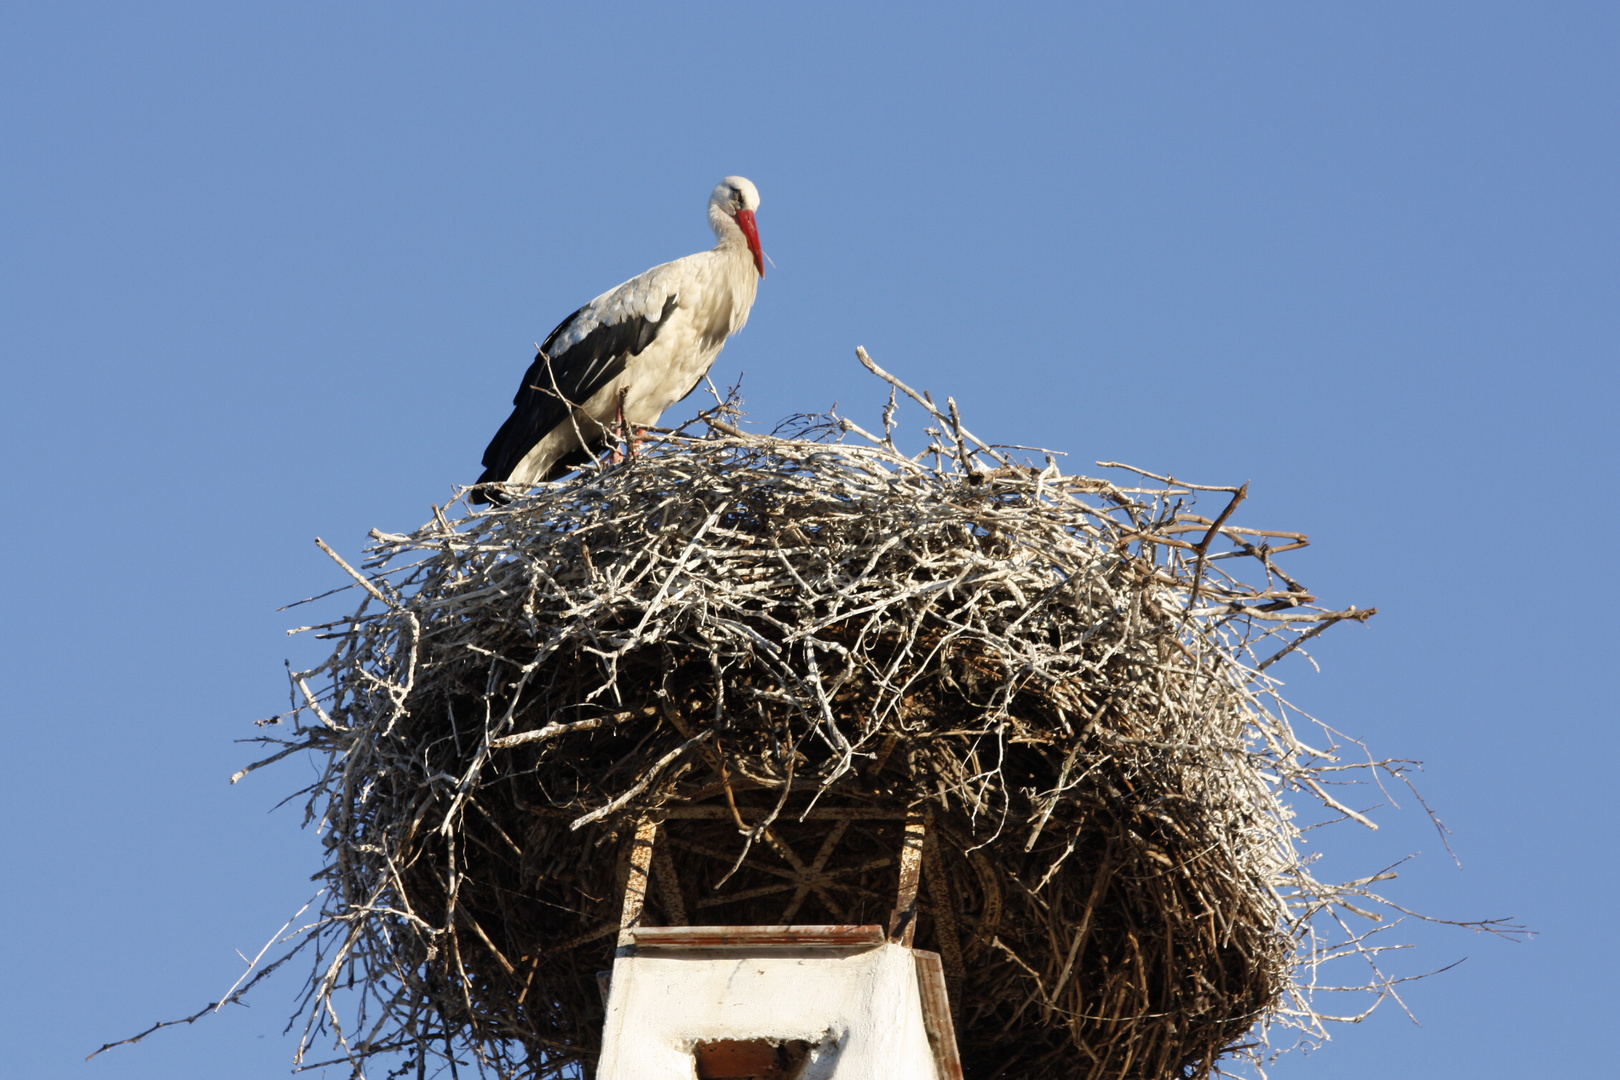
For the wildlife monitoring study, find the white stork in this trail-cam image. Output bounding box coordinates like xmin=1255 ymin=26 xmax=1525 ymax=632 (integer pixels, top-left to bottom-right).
xmin=472 ymin=176 xmax=765 ymax=503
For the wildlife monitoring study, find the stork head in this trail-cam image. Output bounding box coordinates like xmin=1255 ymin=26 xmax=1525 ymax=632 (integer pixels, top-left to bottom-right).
xmin=710 ymin=176 xmax=764 ymax=277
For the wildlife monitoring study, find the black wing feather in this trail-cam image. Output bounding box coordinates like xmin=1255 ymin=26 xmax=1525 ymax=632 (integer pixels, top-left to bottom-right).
xmin=475 ymin=294 xmax=678 ymax=493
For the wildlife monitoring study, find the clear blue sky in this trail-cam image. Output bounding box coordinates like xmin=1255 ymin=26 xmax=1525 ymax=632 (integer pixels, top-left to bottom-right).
xmin=1 ymin=3 xmax=1613 ymax=1077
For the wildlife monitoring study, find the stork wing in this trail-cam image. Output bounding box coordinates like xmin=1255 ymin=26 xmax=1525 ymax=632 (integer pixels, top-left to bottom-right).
xmin=478 ymin=276 xmax=681 ymax=486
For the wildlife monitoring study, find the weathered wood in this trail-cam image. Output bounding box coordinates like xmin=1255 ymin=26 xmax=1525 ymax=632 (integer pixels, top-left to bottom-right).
xmin=888 ymin=807 xmax=927 ymax=946
xmin=913 ymin=949 xmax=965 ymax=1080
xmin=922 ymin=826 xmax=965 ymax=1022
xmin=629 ymin=924 xmax=886 ymax=948
xmin=617 ymin=817 xmax=659 ymax=946
xmin=650 ymin=832 xmax=688 ymax=926
xmin=659 ymin=805 xmax=907 ymax=820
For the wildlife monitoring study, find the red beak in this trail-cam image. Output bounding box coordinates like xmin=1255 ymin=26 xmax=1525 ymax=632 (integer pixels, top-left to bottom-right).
xmin=734 ymin=208 xmax=765 ymax=277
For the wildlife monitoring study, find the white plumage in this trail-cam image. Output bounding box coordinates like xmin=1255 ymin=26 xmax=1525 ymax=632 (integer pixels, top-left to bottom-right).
xmin=473 ymin=177 xmax=764 ymax=503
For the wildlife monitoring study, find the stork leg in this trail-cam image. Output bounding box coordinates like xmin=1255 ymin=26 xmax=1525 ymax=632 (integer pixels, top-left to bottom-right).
xmin=610 ymin=390 xmax=630 ymax=465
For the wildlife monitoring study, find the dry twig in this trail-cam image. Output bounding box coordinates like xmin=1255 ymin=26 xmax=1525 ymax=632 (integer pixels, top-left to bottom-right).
xmin=183 ymin=354 xmax=1520 ymax=1079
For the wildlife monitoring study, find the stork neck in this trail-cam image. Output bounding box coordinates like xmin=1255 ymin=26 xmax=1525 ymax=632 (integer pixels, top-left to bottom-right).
xmin=709 ymin=205 xmax=747 ymax=249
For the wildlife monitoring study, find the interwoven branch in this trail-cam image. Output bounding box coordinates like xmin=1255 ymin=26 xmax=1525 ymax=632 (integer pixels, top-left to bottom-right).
xmin=205 ymin=357 xmax=1517 ymax=1079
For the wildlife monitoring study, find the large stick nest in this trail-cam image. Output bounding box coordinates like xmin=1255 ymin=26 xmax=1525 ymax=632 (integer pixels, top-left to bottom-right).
xmin=246 ymin=359 xmax=1446 ymax=1079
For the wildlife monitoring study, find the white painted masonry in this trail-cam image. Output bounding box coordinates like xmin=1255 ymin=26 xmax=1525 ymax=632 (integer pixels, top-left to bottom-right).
xmin=595 ymin=941 xmax=941 ymax=1079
